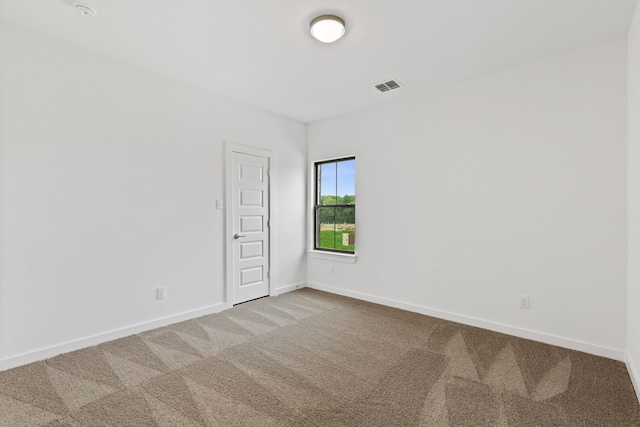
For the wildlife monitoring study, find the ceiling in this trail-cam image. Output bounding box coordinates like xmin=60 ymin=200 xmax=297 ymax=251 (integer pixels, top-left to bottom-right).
xmin=0 ymin=0 xmax=637 ymax=123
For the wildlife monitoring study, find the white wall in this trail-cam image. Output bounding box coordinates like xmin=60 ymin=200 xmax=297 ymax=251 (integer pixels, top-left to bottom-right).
xmin=627 ymin=3 xmax=640 ymax=395
xmin=0 ymin=21 xmax=307 ymax=368
xmin=308 ymin=38 xmax=628 ymax=359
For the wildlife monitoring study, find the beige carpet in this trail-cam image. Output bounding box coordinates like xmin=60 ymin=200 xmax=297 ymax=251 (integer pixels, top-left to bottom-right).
xmin=0 ymin=288 xmax=638 ymax=426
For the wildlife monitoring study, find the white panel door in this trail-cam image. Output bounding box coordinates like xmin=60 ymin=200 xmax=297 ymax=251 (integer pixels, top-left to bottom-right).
xmin=231 ymin=152 xmax=270 ymax=304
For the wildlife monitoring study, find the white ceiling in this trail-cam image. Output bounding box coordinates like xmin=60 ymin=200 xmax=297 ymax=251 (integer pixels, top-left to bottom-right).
xmin=1 ymin=0 xmax=637 ymax=123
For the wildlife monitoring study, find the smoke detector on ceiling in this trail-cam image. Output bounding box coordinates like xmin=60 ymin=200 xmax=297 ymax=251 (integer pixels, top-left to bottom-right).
xmin=73 ymin=2 xmax=97 ymax=18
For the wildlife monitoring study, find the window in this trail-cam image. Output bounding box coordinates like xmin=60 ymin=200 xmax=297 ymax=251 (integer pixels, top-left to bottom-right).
xmin=314 ymin=157 xmax=355 ymax=253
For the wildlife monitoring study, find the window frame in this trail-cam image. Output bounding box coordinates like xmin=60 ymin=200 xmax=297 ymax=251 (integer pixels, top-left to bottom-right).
xmin=313 ymin=156 xmax=356 ymax=254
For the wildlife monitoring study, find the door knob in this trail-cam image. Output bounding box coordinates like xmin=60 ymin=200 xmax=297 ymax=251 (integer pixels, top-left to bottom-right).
xmin=234 ymin=234 xmax=246 ymax=239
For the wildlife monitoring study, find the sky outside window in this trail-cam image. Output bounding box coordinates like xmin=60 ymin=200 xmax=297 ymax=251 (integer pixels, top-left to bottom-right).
xmin=320 ymin=159 xmax=355 ymax=199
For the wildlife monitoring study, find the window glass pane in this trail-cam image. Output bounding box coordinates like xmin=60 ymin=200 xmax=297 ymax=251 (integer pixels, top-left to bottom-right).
xmin=337 ymin=159 xmax=355 ymax=203
xmin=316 ymin=206 xmax=355 ymax=251
xmin=319 ymin=162 xmax=337 ymax=205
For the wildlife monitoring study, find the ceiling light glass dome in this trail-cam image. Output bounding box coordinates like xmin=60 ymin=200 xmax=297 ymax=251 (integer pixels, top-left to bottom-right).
xmin=310 ymin=15 xmax=345 ymax=43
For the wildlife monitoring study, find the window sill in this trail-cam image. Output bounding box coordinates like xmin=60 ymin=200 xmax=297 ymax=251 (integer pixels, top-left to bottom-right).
xmin=307 ymin=250 xmax=357 ymax=263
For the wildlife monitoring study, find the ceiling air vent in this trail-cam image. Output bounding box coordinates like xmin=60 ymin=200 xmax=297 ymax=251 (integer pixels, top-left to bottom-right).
xmin=375 ymin=79 xmax=402 ymax=93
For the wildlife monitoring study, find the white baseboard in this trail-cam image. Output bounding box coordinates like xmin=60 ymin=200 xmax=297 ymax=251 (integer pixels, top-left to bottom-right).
xmin=626 ymin=352 xmax=640 ymax=404
xmin=272 ymin=282 xmax=306 ymax=296
xmin=306 ymin=282 xmax=625 ymax=361
xmin=2 ymin=283 xmax=628 ymax=374
xmin=0 ymin=302 xmax=231 ymax=372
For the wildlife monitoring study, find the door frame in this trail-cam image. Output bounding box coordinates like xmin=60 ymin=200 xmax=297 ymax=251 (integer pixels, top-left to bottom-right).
xmin=225 ymin=142 xmax=275 ymax=305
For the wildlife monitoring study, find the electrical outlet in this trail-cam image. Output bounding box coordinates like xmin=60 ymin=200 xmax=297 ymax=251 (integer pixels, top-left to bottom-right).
xmin=157 ymin=287 xmax=166 ymax=300
xmin=520 ymin=295 xmax=529 ymax=309
xmin=330 ymin=265 xmax=335 ymax=275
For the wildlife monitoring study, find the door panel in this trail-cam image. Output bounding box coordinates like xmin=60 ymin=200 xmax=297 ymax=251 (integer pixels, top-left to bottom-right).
xmin=240 ymin=216 xmax=263 ymax=232
xmin=231 ymin=152 xmax=270 ymax=304
xmin=240 ymin=241 xmax=263 ymax=259
xmin=240 ymin=266 xmax=263 ymax=286
xmin=240 ymin=190 xmax=263 ymax=206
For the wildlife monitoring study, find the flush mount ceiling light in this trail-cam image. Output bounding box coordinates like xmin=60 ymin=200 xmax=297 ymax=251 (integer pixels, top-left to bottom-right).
xmin=310 ymin=15 xmax=345 ymax=43
xmin=73 ymin=2 xmax=97 ymax=18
